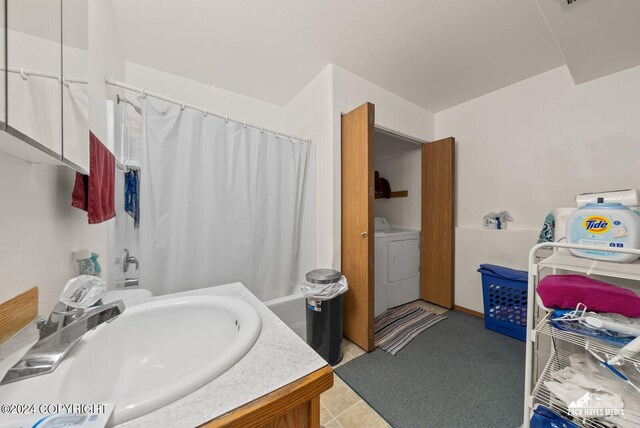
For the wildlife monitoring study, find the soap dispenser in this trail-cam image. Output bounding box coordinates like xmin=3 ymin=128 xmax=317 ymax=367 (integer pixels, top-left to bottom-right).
xmin=90 ymin=252 xmax=102 ymax=277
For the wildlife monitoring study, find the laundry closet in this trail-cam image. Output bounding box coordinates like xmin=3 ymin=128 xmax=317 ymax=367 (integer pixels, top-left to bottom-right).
xmin=341 ymin=102 xmax=455 ymax=351
xmin=373 ymin=129 xmax=423 ymax=317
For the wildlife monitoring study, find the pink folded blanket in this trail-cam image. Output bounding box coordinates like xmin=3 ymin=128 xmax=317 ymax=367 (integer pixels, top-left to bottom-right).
xmin=538 ymin=275 xmax=640 ymax=318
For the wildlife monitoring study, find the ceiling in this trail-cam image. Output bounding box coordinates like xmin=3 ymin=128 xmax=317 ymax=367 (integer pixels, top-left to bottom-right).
xmin=108 ymin=0 xmax=639 ymax=112
xmin=535 ymin=0 xmax=640 ymax=84
xmin=374 ymin=129 xmax=421 ymax=160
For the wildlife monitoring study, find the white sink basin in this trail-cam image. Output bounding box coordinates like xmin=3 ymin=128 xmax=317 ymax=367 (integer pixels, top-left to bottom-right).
xmin=0 ymin=294 xmax=262 ymax=425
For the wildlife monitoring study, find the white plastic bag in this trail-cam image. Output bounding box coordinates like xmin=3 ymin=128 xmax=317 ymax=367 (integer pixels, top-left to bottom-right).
xmin=483 ymin=210 xmax=513 ymax=230
xmin=301 ymin=275 xmax=348 ymax=301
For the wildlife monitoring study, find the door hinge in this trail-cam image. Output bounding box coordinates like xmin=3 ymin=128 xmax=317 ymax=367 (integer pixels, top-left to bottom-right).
xmin=369 ymin=111 xmax=374 ymax=125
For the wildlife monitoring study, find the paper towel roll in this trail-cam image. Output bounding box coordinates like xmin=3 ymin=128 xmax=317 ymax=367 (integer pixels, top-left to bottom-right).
xmin=576 ymin=189 xmax=639 ymax=207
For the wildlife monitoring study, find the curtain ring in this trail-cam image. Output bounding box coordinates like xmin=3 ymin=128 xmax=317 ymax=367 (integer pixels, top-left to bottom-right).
xmin=181 ymin=103 xmax=186 ymax=111
xmin=19 ymin=67 xmax=28 ymax=81
xmin=260 ymin=128 xmax=264 ymax=134
xmin=141 ymin=88 xmax=147 ymax=99
xmin=225 ymin=115 xmax=229 ymax=124
xmin=243 ymin=122 xmax=247 ymax=129
xmin=202 ymin=108 xmax=208 ymax=117
xmin=275 ymin=132 xmax=279 ymax=139
xmin=61 ymin=75 xmax=70 ymax=87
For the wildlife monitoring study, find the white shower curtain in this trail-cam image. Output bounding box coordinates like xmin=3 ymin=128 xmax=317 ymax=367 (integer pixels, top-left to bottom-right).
xmin=139 ymin=98 xmax=310 ymax=300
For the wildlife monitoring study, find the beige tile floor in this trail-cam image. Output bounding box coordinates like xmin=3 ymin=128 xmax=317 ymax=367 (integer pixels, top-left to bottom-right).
xmin=319 ymin=300 xmax=449 ymax=427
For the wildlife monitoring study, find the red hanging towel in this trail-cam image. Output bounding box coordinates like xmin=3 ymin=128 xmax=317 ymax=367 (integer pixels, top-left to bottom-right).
xmin=71 ymin=132 xmax=116 ymax=224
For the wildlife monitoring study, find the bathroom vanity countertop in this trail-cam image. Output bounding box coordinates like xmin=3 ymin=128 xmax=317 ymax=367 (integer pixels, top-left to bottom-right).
xmin=0 ymin=283 xmax=328 ymax=427
xmin=0 ymin=321 xmax=39 ymax=362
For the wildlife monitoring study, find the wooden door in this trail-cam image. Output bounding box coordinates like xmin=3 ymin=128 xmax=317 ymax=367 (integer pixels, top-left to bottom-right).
xmin=341 ymin=102 xmax=375 ymax=351
xmin=421 ymin=137 xmax=455 ymax=308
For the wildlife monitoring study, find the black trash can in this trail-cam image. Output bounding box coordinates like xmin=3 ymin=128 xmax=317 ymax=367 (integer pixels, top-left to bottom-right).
xmin=304 ymin=269 xmax=347 ymax=366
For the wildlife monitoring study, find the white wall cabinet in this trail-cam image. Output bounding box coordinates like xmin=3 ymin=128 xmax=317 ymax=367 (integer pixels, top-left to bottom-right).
xmin=62 ymin=0 xmax=89 ymax=172
xmin=0 ymin=0 xmax=89 ymax=174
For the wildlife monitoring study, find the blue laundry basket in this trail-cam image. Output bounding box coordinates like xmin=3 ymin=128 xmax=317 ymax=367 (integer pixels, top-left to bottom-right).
xmin=477 ymin=264 xmax=528 ymax=341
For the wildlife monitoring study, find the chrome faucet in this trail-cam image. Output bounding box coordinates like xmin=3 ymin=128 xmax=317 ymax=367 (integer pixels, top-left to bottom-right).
xmin=36 ymin=301 xmax=87 ymax=340
xmin=1 ymin=277 xmax=126 ymax=385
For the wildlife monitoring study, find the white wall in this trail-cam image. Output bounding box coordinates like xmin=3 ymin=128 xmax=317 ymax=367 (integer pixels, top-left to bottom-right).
xmin=435 ymin=65 xmax=640 ymax=312
xmin=332 ymin=65 xmax=434 ymax=268
xmin=125 ymin=63 xmax=285 ymax=131
xmin=0 ymin=0 xmax=124 ymax=314
xmin=0 ymin=153 xmax=108 ymax=314
xmin=281 ymin=66 xmax=333 ymax=278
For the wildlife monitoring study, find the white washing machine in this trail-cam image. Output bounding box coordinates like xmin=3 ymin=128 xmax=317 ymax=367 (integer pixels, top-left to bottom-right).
xmin=374 ymin=217 xmax=421 ymax=317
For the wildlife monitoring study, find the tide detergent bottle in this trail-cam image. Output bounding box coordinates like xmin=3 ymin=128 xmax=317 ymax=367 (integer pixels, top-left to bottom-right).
xmin=567 ymin=203 xmax=640 ymax=263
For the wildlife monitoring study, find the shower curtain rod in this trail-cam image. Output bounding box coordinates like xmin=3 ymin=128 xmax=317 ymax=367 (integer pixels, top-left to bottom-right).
xmin=1 ymin=66 xmax=88 ymax=85
xmin=105 ymin=77 xmax=312 ymax=144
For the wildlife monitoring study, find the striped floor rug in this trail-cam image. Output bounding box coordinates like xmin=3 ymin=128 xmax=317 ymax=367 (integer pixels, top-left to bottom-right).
xmin=375 ymin=304 xmax=447 ymax=355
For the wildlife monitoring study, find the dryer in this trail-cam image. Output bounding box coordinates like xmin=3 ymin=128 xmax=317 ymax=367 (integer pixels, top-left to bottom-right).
xmin=374 ymin=217 xmax=421 ymax=317
xmin=374 ymin=217 xmax=390 ymax=317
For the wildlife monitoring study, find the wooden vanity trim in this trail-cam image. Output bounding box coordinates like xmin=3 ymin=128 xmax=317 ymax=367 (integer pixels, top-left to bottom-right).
xmin=201 ymin=365 xmax=333 ymax=428
xmin=0 ymin=287 xmax=38 ymax=345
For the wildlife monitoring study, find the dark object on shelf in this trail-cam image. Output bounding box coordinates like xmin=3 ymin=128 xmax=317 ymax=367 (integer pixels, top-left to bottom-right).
xmin=375 ymin=170 xmax=391 ymax=199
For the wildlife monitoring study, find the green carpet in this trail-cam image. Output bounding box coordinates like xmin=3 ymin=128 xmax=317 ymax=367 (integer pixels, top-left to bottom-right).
xmin=335 ymin=310 xmax=525 ymax=428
